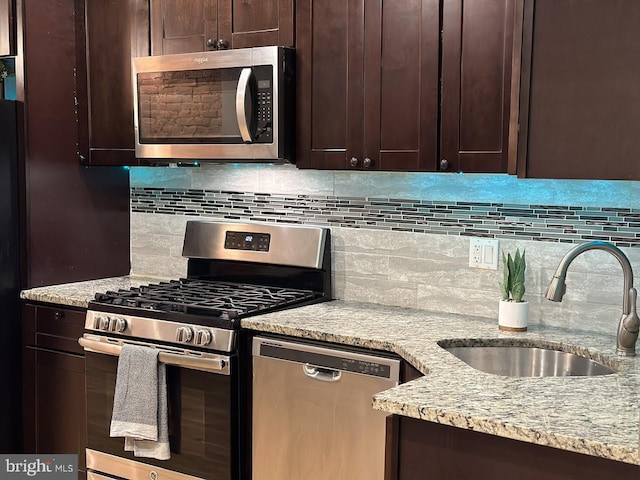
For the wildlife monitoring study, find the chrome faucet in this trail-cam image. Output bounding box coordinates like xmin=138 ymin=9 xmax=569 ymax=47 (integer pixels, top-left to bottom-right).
xmin=546 ymin=241 xmax=639 ymax=357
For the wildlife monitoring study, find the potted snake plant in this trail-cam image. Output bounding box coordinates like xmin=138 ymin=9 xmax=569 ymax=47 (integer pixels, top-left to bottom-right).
xmin=498 ymin=248 xmax=528 ymax=331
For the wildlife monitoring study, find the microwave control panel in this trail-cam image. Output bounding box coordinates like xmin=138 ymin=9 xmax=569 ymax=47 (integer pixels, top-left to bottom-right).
xmin=254 ymin=69 xmax=274 ymax=143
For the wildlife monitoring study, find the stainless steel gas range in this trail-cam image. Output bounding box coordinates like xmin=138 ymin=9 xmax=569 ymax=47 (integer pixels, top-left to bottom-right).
xmin=80 ymin=221 xmax=331 ymax=480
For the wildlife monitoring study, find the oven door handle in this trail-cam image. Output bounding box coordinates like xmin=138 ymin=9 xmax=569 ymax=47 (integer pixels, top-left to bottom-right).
xmin=78 ymin=337 xmax=230 ymax=374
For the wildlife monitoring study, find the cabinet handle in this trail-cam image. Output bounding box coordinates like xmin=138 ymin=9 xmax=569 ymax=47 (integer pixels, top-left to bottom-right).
xmin=363 ymin=157 xmax=373 ymax=168
xmin=54 ymin=311 xmax=64 ymax=320
xmin=350 ymin=157 xmax=359 ymax=168
xmin=439 ymin=158 xmax=449 ymax=171
xmin=207 ymin=38 xmax=228 ymax=50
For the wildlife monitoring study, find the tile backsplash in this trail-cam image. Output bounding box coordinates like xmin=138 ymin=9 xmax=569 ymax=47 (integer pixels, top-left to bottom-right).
xmin=130 ymin=164 xmax=640 ymax=338
xmin=132 ymin=188 xmax=640 ymax=246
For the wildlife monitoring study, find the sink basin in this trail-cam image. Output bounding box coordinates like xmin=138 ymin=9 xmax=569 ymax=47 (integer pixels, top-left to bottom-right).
xmin=440 ymin=343 xmax=616 ymax=377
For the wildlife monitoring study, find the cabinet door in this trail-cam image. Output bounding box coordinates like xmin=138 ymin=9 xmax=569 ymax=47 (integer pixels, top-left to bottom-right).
xmin=0 ymin=0 xmax=14 ymax=56
xmin=23 ymin=0 xmax=131 ymax=286
xmin=363 ymin=0 xmax=439 ymax=171
xmin=22 ymin=304 xmax=87 ymax=479
xmin=221 ymin=0 xmax=294 ymax=48
xmin=396 ymin=416 xmax=640 ymax=479
xmin=440 ymin=0 xmax=517 ymax=173
xmin=297 ymin=0 xmax=439 ymax=171
xmin=80 ymin=0 xmax=149 ymax=166
xmin=150 ymin=0 xmax=224 ymax=54
xmin=297 ymin=0 xmax=515 ymax=172
xmin=518 ymin=0 xmax=640 ymax=180
xmin=296 ymin=0 xmax=365 ymax=169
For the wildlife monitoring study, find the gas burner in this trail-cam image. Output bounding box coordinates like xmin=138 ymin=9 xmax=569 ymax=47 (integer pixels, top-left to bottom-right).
xmin=92 ymin=278 xmax=321 ymax=323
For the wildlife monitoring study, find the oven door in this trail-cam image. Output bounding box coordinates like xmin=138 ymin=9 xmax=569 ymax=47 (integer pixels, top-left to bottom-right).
xmin=81 ymin=334 xmax=237 ymax=480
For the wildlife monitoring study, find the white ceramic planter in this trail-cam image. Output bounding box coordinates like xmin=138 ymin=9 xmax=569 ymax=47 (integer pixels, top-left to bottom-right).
xmin=498 ymin=299 xmax=529 ymax=332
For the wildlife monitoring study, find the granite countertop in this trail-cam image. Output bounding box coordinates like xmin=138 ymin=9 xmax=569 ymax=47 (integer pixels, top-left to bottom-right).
xmin=19 ymin=275 xmax=169 ymax=307
xmin=242 ymin=300 xmax=640 ymax=466
xmin=20 ymin=278 xmax=640 ymax=465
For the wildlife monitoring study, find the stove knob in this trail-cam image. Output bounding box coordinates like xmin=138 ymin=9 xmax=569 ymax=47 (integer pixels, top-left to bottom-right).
xmin=176 ymin=327 xmax=194 ymax=343
xmin=110 ymin=317 xmax=127 ymax=333
xmin=194 ymin=329 xmax=212 ymax=346
xmin=98 ymin=316 xmax=110 ymax=331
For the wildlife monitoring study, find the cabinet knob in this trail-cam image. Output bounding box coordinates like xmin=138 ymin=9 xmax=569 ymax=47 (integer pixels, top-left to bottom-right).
xmin=54 ymin=311 xmax=64 ymax=320
xmin=439 ymin=158 xmax=449 ymax=171
xmin=207 ymin=38 xmax=228 ymax=50
xmin=363 ymin=157 xmax=373 ymax=169
xmin=350 ymin=157 xmax=359 ymax=168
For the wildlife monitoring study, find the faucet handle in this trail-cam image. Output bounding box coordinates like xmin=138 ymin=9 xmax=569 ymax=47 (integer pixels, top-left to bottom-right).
xmin=627 ymin=287 xmax=638 ymax=327
xmin=617 ymin=287 xmax=640 ymax=356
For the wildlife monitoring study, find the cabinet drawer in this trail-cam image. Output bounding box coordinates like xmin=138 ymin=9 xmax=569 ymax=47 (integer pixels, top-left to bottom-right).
xmin=23 ymin=304 xmax=86 ymax=355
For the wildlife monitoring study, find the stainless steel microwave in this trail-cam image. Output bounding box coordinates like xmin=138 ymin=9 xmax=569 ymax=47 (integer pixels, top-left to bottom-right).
xmin=132 ymin=46 xmax=294 ymax=163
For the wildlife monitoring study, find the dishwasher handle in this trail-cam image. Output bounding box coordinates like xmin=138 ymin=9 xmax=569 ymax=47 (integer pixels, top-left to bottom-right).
xmin=303 ymin=364 xmax=342 ymax=382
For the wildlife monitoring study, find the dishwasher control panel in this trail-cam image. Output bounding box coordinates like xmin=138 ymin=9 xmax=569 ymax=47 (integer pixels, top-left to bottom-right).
xmin=253 ymin=337 xmax=400 ymax=380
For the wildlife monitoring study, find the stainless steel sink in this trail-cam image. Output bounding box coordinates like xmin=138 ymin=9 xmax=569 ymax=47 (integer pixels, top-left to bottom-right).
xmin=440 ymin=343 xmax=616 ymax=377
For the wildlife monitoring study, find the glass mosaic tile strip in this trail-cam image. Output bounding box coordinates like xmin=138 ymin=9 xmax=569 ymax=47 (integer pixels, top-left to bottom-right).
xmin=131 ymin=188 xmax=640 ymax=247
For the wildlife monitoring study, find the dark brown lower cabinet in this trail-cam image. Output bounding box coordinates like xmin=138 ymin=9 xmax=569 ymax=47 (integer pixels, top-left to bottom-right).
xmin=22 ymin=303 xmax=87 ymax=480
xmin=393 ymin=416 xmax=640 ymax=480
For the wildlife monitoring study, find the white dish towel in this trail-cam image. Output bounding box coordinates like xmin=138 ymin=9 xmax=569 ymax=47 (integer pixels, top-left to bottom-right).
xmin=109 ymin=344 xmax=170 ymax=460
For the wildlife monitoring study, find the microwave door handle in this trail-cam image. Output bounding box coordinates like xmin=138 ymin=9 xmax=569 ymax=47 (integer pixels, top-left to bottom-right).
xmin=236 ymin=67 xmax=254 ymax=143
xmin=78 ymin=337 xmax=229 ymax=374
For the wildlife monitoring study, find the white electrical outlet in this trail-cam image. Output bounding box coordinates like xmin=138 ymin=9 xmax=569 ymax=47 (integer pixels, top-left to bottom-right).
xmin=469 ymin=238 xmax=499 ymax=270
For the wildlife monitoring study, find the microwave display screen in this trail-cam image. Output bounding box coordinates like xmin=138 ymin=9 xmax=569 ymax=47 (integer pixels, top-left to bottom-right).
xmin=137 ymin=65 xmax=273 ymax=145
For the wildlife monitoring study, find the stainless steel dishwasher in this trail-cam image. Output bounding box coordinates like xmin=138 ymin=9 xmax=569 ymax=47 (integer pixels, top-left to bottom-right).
xmin=252 ymin=336 xmax=400 ymax=480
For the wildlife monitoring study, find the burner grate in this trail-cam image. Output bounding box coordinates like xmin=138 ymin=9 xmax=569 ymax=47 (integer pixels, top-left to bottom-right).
xmin=93 ymin=278 xmax=320 ymax=319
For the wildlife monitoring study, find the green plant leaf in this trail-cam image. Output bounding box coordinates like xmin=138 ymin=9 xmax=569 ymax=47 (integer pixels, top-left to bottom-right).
xmin=500 ymin=248 xmax=526 ymax=301
xmin=500 ymin=250 xmax=510 ymax=300
xmin=512 ymin=283 xmax=525 ymax=302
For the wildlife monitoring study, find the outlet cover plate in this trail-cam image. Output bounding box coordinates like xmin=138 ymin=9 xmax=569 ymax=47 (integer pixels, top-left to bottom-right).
xmin=469 ymin=238 xmax=499 ymax=270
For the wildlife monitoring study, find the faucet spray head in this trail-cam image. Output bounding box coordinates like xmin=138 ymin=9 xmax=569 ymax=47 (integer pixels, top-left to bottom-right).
xmin=545 ymin=276 xmax=567 ymax=302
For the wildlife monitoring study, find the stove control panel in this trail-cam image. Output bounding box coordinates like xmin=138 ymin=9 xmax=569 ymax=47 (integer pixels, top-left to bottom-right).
xmin=85 ymin=311 xmax=236 ymax=353
xmin=224 ymin=231 xmax=271 ymax=252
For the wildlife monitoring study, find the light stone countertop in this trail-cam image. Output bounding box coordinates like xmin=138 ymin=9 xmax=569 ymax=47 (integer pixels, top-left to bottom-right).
xmin=19 ymin=275 xmax=169 ymax=307
xmin=241 ymin=300 xmax=640 ymax=466
xmin=20 ymin=278 xmax=640 ymax=465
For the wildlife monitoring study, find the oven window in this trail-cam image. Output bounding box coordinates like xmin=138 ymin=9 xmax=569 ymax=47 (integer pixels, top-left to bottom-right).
xmin=85 ymin=352 xmax=236 ymax=479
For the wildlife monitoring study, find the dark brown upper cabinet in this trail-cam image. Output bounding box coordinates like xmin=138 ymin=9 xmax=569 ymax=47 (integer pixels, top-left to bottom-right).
xmin=225 ymin=0 xmax=294 ymax=48
xmin=296 ymin=0 xmax=517 ymax=172
xmin=296 ymin=0 xmax=439 ymax=171
xmin=150 ymin=0 xmax=293 ymax=55
xmin=0 ymin=0 xmax=15 ymax=56
xmin=440 ymin=0 xmax=517 ymax=173
xmin=517 ymin=0 xmax=640 ymax=180
xmin=77 ymin=0 xmax=149 ymax=166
